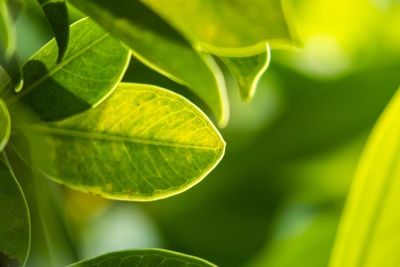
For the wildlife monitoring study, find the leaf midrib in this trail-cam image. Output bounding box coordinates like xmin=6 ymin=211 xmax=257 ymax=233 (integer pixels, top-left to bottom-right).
xmin=10 ymin=33 xmax=109 ymax=101
xmin=22 ymin=124 xmax=223 ymax=150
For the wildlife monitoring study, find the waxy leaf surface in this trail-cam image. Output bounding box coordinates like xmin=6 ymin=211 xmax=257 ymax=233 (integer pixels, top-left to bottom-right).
xmin=139 ymin=0 xmax=298 ymax=56
xmin=7 ymin=17 xmax=130 ymax=121
xmin=329 ymin=87 xmax=400 ymax=267
xmin=14 ymin=83 xmax=225 ymax=201
xmin=68 ymin=0 xmax=229 ymax=126
xmin=220 ymin=43 xmax=270 ymax=102
xmin=0 ymin=160 xmax=30 ymax=267
xmin=68 ymin=249 xmax=217 ymax=267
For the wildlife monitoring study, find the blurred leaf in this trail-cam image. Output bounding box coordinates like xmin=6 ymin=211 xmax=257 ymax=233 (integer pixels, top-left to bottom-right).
xmin=220 ymin=43 xmax=270 ymax=102
xmin=68 ymin=249 xmax=217 ymax=267
xmin=0 ymin=52 xmax=23 ymax=92
xmin=0 ymin=0 xmax=16 ymax=57
xmin=329 ymin=86 xmax=400 ymax=267
xmin=246 ymin=208 xmax=340 ymax=267
xmin=13 ymin=83 xmax=225 ymax=201
xmin=6 ymin=17 xmax=130 ymax=121
xmin=37 ymin=0 xmax=69 ymax=62
xmin=68 ymin=0 xmax=229 ymax=127
xmin=139 ymin=0 xmax=298 ymax=56
xmin=7 ymin=145 xmax=77 ymax=267
xmin=0 ymin=100 xmax=10 ymax=150
xmin=0 ymin=158 xmax=30 ymax=267
xmin=0 ymin=0 xmax=23 ymax=92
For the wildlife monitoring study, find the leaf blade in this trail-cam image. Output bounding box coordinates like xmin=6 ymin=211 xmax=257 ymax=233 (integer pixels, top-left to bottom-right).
xmin=6 ymin=17 xmax=131 ymax=121
xmin=0 ymin=159 xmax=30 ymax=267
xmin=139 ymin=0 xmax=299 ymax=56
xmin=0 ymin=100 xmax=10 ymax=151
xmin=13 ymin=83 xmax=225 ymax=201
xmin=68 ymin=0 xmax=229 ymax=126
xmin=329 ymin=86 xmax=400 ymax=267
xmin=67 ymin=248 xmax=217 ymax=267
xmin=220 ymin=43 xmax=271 ymax=102
xmin=37 ymin=0 xmax=69 ymax=62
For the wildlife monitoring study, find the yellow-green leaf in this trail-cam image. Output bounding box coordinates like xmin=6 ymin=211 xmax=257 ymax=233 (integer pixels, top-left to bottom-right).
xmin=0 ymin=159 xmax=30 ymax=267
xmin=220 ymin=43 xmax=271 ymax=102
xmin=139 ymin=0 xmax=298 ymax=56
xmin=68 ymin=249 xmax=217 ymax=267
xmin=329 ymin=86 xmax=400 ymax=267
xmin=6 ymin=17 xmax=131 ymax=121
xmin=13 ymin=83 xmax=225 ymax=201
xmin=68 ymin=0 xmax=229 ymax=127
xmin=0 ymin=100 xmax=10 ymax=151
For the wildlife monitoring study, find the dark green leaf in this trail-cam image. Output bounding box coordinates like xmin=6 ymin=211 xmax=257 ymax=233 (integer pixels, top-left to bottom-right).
xmin=220 ymin=43 xmax=270 ymax=102
xmin=68 ymin=249 xmax=217 ymax=267
xmin=37 ymin=0 xmax=69 ymax=62
xmin=13 ymin=83 xmax=225 ymax=201
xmin=6 ymin=17 xmax=131 ymax=121
xmin=68 ymin=0 xmax=229 ymax=126
xmin=0 ymin=159 xmax=30 ymax=267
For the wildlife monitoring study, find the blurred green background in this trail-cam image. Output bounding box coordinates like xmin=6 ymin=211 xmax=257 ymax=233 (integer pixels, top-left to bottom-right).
xmin=14 ymin=0 xmax=400 ymax=266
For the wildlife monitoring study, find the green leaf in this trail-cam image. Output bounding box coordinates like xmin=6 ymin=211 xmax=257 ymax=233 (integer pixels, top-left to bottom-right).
xmin=0 ymin=52 xmax=23 ymax=92
xmin=67 ymin=0 xmax=229 ymax=127
xmin=68 ymin=249 xmax=217 ymax=267
xmin=0 ymin=0 xmax=23 ymax=92
xmin=0 ymin=100 xmax=10 ymax=150
xmin=0 ymin=0 xmax=16 ymax=57
xmin=0 ymin=158 xmax=30 ymax=267
xmin=37 ymin=0 xmax=70 ymax=62
xmin=139 ymin=0 xmax=298 ymax=56
xmin=13 ymin=83 xmax=225 ymax=201
xmin=329 ymin=86 xmax=400 ymax=267
xmin=220 ymin=43 xmax=270 ymax=102
xmin=6 ymin=17 xmax=131 ymax=121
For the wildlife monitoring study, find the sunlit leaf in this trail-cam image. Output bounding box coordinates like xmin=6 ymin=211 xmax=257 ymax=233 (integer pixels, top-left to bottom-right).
xmin=139 ymin=0 xmax=298 ymax=56
xmin=6 ymin=17 xmax=131 ymax=121
xmin=68 ymin=248 xmax=217 ymax=267
xmin=37 ymin=0 xmax=69 ymax=62
xmin=0 ymin=100 xmax=10 ymax=150
xmin=68 ymin=0 xmax=229 ymax=126
xmin=0 ymin=159 xmax=30 ymax=267
xmin=13 ymin=83 xmax=225 ymax=201
xmin=220 ymin=43 xmax=270 ymax=102
xmin=329 ymin=86 xmax=400 ymax=267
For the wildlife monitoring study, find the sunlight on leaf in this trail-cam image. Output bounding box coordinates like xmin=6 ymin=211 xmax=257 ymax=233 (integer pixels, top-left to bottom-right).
xmin=220 ymin=43 xmax=271 ymax=102
xmin=68 ymin=0 xmax=229 ymax=127
xmin=68 ymin=248 xmax=217 ymax=267
xmin=13 ymin=83 xmax=225 ymax=201
xmin=0 ymin=159 xmax=30 ymax=267
xmin=139 ymin=0 xmax=298 ymax=56
xmin=329 ymin=86 xmax=400 ymax=267
xmin=6 ymin=17 xmax=131 ymax=121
